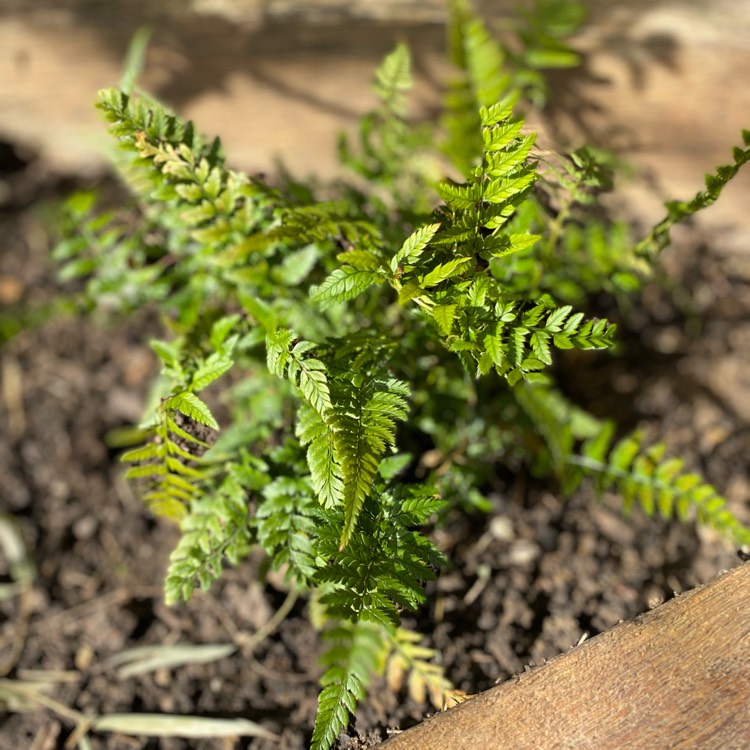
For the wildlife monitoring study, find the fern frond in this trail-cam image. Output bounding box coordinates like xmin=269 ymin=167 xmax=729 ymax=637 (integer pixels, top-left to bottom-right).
xmin=122 ymin=396 xmax=215 ymax=520
xmin=330 ymin=376 xmax=410 ymax=548
xmin=164 ymin=460 xmax=264 ymax=604
xmin=96 ymin=88 xmax=279 ymax=295
xmin=386 ymin=100 xmax=616 ymax=383
xmin=385 ymin=627 xmax=465 ymax=710
xmin=120 ymin=327 xmax=240 ymax=519
xmin=443 ymin=0 xmax=511 ymax=172
xmin=296 ymin=405 xmax=343 ymax=509
xmin=568 ymin=430 xmax=750 ymax=546
xmin=274 ymin=201 xmax=383 ymax=251
xmin=390 ymin=223 xmax=441 ymax=274
xmin=255 ymin=476 xmax=319 ymax=587
xmin=373 ymin=43 xmax=412 ymax=116
xmin=512 ymin=381 xmax=604 ymax=478
xmin=311 ymin=621 xmax=383 ymax=750
xmin=316 ymin=487 xmax=444 ymax=627
xmin=636 ymin=131 xmax=750 ymax=259
xmin=165 ymin=391 xmax=219 ymax=430
xmin=310 ymin=489 xmax=445 ymax=749
xmin=190 ymin=353 xmax=234 ymax=392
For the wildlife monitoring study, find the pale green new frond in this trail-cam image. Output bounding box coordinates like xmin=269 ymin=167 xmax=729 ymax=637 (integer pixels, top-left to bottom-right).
xmin=443 ymin=0 xmax=511 ymax=172
xmin=308 ymin=430 xmax=344 ymax=509
xmin=373 ymin=43 xmax=412 ymax=115
xmin=636 ymin=131 xmax=750 ymax=259
xmin=121 ymin=394 xmax=216 ymax=520
xmin=297 ymin=405 xmax=343 ymax=508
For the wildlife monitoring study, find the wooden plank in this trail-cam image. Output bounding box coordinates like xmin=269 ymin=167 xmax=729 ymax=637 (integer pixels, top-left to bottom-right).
xmin=380 ymin=562 xmax=750 ymax=750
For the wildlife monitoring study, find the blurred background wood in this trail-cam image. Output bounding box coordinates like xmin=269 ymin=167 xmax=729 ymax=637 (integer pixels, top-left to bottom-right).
xmin=380 ymin=561 xmax=750 ymax=750
xmin=0 ymin=1 xmax=748 ymax=244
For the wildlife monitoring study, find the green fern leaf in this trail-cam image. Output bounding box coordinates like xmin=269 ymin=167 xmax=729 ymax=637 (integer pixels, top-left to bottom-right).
xmin=165 ymin=415 xmax=211 ymax=448
xmin=399 ymin=492 xmax=444 ymax=522
xmin=636 ymin=133 xmax=750 ymax=259
xmin=190 ymin=355 xmax=233 ymax=391
xmin=529 ymin=330 xmax=552 ymax=365
xmin=165 ymin=464 xmax=258 ymax=604
xmin=256 ymin=477 xmax=319 ymax=586
xmin=312 ymin=266 xmax=380 ymax=310
xmin=391 ymin=223 xmax=441 ymax=272
xmin=125 ymin=462 xmax=167 ymax=480
xmin=432 ymin=304 xmax=458 ymax=336
xmin=309 ymin=435 xmax=344 ymax=509
xmin=312 ymin=675 xmax=363 ymax=750
xmin=296 ymin=358 xmax=332 ymax=418
xmin=298 ymin=405 xmax=344 ymax=508
xmin=569 ymin=431 xmax=750 ymax=546
xmin=421 ymin=257 xmax=474 ymax=288
xmin=120 ymin=443 xmax=162 ymax=463
xmin=266 ymin=328 xmax=295 ymax=376
xmin=483 ymin=172 xmax=536 ymax=204
xmin=165 ymin=392 xmax=219 ymax=430
xmin=435 ymin=182 xmax=479 ymax=209
xmin=374 ymin=42 xmax=412 ymax=101
xmin=336 ymin=249 xmax=381 ymax=270
xmin=482 ymin=118 xmax=525 ymax=151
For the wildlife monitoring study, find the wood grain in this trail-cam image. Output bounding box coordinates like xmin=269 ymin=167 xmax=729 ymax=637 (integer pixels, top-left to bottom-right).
xmin=380 ymin=562 xmax=750 ymax=750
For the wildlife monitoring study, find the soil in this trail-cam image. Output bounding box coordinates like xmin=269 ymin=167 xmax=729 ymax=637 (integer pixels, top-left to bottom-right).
xmin=1 ymin=128 xmax=749 ymax=750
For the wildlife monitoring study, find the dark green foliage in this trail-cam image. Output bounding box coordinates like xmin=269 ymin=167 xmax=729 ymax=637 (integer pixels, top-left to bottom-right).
xmin=52 ymin=3 xmax=750 ymax=748
xmin=315 ymin=485 xmax=444 ymax=629
xmin=312 ymin=622 xmax=383 ymax=750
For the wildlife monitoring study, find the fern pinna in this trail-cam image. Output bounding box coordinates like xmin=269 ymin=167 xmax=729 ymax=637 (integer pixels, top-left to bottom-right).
xmin=52 ymin=3 xmax=750 ymax=746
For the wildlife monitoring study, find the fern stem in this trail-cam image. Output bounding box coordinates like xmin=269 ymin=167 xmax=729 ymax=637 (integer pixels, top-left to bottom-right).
xmin=546 ymin=169 xmax=583 ymax=255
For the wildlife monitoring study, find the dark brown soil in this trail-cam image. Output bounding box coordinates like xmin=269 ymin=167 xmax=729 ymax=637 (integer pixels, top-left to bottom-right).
xmin=1 ymin=140 xmax=748 ymax=750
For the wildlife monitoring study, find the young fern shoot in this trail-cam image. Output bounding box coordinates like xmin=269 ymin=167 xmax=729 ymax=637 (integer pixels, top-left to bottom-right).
xmin=52 ymin=4 xmax=750 ymax=747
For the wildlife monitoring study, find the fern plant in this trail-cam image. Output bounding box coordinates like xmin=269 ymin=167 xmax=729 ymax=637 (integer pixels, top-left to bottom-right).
xmin=53 ymin=2 xmax=750 ymax=746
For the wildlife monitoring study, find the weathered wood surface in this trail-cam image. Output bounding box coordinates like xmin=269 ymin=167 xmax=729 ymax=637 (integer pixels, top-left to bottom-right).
xmin=380 ymin=561 xmax=750 ymax=750
xmin=0 ymin=2 xmax=749 ymax=237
